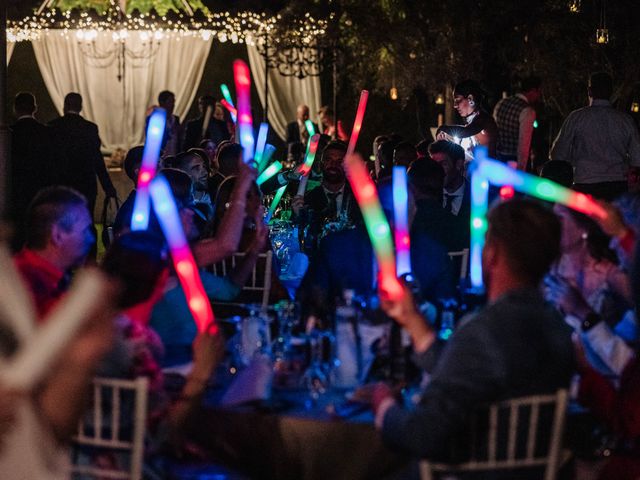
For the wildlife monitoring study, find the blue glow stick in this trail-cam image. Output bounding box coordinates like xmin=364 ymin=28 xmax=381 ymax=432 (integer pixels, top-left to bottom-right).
xmin=131 ymin=108 xmax=167 ymax=231
xmin=254 ymin=122 xmax=269 ymax=166
xmin=392 ymin=166 xmax=411 ymax=276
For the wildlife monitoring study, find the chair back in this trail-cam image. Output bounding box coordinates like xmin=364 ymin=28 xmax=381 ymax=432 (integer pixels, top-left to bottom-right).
xmin=420 ymin=389 xmax=568 ymax=480
xmin=211 ymin=251 xmax=273 ymax=311
xmin=448 ymin=248 xmax=469 ymax=280
xmin=70 ymin=376 xmax=149 ymax=480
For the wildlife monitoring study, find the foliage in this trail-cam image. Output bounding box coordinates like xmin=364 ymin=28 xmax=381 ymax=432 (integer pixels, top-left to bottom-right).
xmin=46 ymin=0 xmax=210 ymax=16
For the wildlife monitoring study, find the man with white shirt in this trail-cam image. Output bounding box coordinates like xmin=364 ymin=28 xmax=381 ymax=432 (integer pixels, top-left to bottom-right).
xmin=493 ymin=76 xmax=541 ymax=171
xmin=551 ymin=72 xmax=640 ymax=200
xmin=428 ymin=140 xmax=470 ymax=220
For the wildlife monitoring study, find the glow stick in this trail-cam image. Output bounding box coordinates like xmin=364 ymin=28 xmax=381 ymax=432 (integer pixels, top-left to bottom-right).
xmin=392 ymin=166 xmax=411 ymax=276
xmin=233 ymin=60 xmax=255 ymax=163
xmin=344 ymin=153 xmax=403 ymax=300
xmin=469 ymin=146 xmax=608 ymax=289
xmin=258 ymin=144 xmax=276 ymax=174
xmin=0 ymin=269 xmax=109 ymax=391
xmin=131 ymin=108 xmax=167 ymax=231
xmin=266 ymin=185 xmax=287 ymax=223
xmin=346 ymin=90 xmax=369 ymax=157
xmin=296 ymin=134 xmax=321 ymax=196
xmin=201 ymin=105 xmax=213 ymax=138
xmin=254 ymin=122 xmax=269 ymax=166
xmin=220 ymin=99 xmax=238 ymax=123
xmin=304 ymin=119 xmax=316 ymax=137
xmin=220 ymin=83 xmax=234 ymax=107
xmin=256 ymin=161 xmax=283 ymax=186
xmin=149 ymin=176 xmax=216 ymax=334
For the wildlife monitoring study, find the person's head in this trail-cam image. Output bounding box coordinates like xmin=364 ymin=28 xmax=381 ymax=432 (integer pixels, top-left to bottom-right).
xmin=216 ymin=142 xmax=242 ymax=177
xmin=554 ymin=205 xmax=618 ymax=263
xmin=540 ymin=160 xmax=573 ymax=188
xmin=520 ymin=76 xmax=542 ymax=105
xmin=171 ymin=152 xmax=209 ymax=192
xmin=212 ymin=175 xmax=262 ymax=234
xmin=428 ymin=140 xmax=465 ymax=190
xmin=197 ymin=95 xmax=216 ymax=114
xmin=213 ymin=102 xmax=225 ymax=121
xmin=377 ymin=140 xmax=397 ymax=179
xmin=25 ymin=187 xmax=94 ymax=269
xmin=199 ymin=139 xmax=218 ymax=171
xmin=296 ymin=104 xmax=310 ymax=123
xmin=393 ymin=142 xmax=418 ymax=168
xmin=415 ymin=140 xmax=430 ymax=159
xmin=158 ymin=90 xmax=176 ymax=115
xmin=377 ymin=176 xmax=416 ymax=229
xmin=453 ymin=80 xmax=483 ymax=117
xmin=101 ymin=231 xmax=169 ymax=309
xmin=407 ymin=158 xmax=445 ymax=202
xmin=158 ymin=169 xmax=199 ymax=240
xmin=318 ymin=106 xmax=334 ymax=128
xmin=124 ymin=146 xmax=144 ymax=184
xmin=588 ymin=72 xmax=613 ymax=101
xmin=63 ymin=92 xmax=83 ymax=114
xmin=14 ymin=92 xmax=36 ymax=117
xmin=321 ymin=141 xmax=348 ymax=185
xmin=483 ymin=199 xmax=561 ymax=290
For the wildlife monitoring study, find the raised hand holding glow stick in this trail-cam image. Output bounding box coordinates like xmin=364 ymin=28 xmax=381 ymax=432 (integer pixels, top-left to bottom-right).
xmin=233 ymin=60 xmax=255 ymax=163
xmin=344 ymin=153 xmax=403 ymax=300
xmin=131 ymin=108 xmax=167 ymax=231
xmin=266 ymin=185 xmax=287 ymax=223
xmin=392 ymin=166 xmax=411 ymax=276
xmin=296 ymin=134 xmax=321 ymax=196
xmin=150 ymin=176 xmax=216 ymax=334
xmin=346 ymin=90 xmax=369 ymax=157
xmin=256 ymin=161 xmax=283 ymax=186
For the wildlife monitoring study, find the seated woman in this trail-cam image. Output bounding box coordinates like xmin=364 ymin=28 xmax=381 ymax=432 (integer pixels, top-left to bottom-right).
xmin=208 ymin=176 xmax=290 ymax=309
xmin=436 ymin=80 xmax=498 ymax=160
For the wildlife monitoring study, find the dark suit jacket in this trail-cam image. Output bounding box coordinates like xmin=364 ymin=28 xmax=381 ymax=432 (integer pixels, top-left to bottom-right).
xmin=286 ymin=121 xmax=319 ymax=144
xmin=183 ymin=116 xmax=230 ymax=150
xmin=10 ymin=117 xmax=58 ymax=247
xmin=297 ymin=226 xmax=454 ymax=320
xmin=49 ymin=113 xmax=114 ymax=206
xmin=412 ymin=198 xmax=469 ymax=252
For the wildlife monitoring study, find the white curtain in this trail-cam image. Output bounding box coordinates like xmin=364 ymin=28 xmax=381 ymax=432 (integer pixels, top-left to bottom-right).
xmin=7 ymin=42 xmax=14 ymax=65
xmin=31 ymin=30 xmax=212 ymax=151
xmin=246 ymin=43 xmax=322 ymax=141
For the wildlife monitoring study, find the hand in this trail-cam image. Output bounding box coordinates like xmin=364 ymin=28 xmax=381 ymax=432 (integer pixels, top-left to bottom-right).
xmin=592 ymin=201 xmax=629 ymax=238
xmin=436 ymin=131 xmax=448 ymax=141
xmin=191 ymin=325 xmax=225 ymax=382
xmin=380 ymin=281 xmax=434 ymax=352
xmin=544 ymin=275 xmax=592 ymax=320
xmin=291 ymin=195 xmax=305 ymax=216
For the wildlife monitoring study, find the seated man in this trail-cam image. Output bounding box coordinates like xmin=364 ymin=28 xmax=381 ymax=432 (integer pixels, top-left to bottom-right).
xmin=13 ymin=186 xmax=95 ymax=317
xmin=298 ymin=177 xmax=453 ymax=323
xmin=373 ymin=199 xmax=574 ymax=464
xmin=291 ymin=141 xmax=360 ymax=254
xmin=167 ymin=150 xmax=212 ymax=212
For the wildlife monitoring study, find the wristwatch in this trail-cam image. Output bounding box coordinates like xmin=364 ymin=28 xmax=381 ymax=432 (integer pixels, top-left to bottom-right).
xmin=581 ymin=312 xmax=601 ymax=332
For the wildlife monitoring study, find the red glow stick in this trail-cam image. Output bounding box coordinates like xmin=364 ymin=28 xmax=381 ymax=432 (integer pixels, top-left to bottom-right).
xmin=233 ymin=60 xmax=255 ymax=163
xmin=346 ymin=90 xmax=369 ymax=158
xmin=220 ymin=99 xmax=238 ymax=120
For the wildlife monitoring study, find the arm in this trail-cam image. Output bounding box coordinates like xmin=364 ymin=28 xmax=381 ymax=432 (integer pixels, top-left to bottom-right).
xmin=192 ymin=161 xmax=256 ymax=267
xmin=517 ymin=107 xmax=536 ymax=171
xmin=92 ymin=127 xmax=117 ymax=197
xmin=227 ymin=211 xmax=268 ymax=288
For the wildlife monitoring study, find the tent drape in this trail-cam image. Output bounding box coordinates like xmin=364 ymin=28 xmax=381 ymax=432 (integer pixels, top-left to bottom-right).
xmin=7 ymin=42 xmax=14 ymax=65
xmin=31 ymin=30 xmax=212 ymax=151
xmin=246 ymin=43 xmax=322 ymax=142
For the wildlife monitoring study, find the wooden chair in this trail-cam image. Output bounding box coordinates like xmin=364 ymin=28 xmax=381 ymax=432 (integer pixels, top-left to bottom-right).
xmin=420 ymin=389 xmax=569 ymax=480
xmin=448 ymin=248 xmax=470 ymax=280
xmin=70 ymin=377 xmax=149 ymax=480
xmin=211 ymin=251 xmax=273 ymax=312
